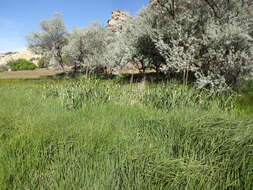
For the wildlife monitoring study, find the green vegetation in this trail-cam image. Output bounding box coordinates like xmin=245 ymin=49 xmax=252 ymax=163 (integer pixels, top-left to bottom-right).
xmin=2 ymin=1 xmax=253 ymax=189
xmin=0 ymin=76 xmax=252 ymax=189
xmin=237 ymin=80 xmax=253 ymax=115
xmin=0 ymin=65 xmax=9 ymax=72
xmin=26 ymin=13 xmax=67 ymax=70
xmin=27 ymin=0 xmax=253 ymax=89
xmin=37 ymin=57 xmax=48 ymax=68
xmin=7 ymin=59 xmax=37 ymax=71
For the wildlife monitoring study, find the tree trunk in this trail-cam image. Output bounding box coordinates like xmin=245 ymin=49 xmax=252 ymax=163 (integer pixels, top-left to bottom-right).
xmin=74 ymin=62 xmax=77 ymax=73
xmin=142 ymin=69 xmax=147 ymax=84
xmin=58 ymin=52 xmax=64 ymax=70
xmin=130 ymin=73 xmax=134 ymax=85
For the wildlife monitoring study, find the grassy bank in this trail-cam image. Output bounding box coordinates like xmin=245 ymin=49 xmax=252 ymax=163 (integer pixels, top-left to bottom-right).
xmin=0 ymin=77 xmax=252 ymax=189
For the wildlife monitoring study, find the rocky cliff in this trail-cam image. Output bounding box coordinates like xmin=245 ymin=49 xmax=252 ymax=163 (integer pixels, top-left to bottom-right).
xmin=107 ymin=9 xmax=131 ymax=33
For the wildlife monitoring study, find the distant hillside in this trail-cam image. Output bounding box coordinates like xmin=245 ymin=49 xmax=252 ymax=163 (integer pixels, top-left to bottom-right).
xmin=0 ymin=49 xmax=40 ymax=66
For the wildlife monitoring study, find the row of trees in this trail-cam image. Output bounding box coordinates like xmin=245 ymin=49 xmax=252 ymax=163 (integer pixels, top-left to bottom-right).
xmin=26 ymin=0 xmax=253 ymax=89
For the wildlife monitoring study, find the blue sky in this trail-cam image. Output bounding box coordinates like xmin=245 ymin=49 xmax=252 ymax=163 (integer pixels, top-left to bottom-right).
xmin=0 ymin=0 xmax=149 ymax=53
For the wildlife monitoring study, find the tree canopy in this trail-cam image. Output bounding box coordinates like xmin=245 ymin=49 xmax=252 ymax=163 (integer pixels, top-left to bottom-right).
xmin=26 ymin=1 xmax=253 ymax=88
xmin=26 ymin=13 xmax=68 ymax=69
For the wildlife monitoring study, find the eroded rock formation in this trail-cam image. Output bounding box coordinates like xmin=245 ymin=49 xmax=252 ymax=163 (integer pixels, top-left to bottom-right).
xmin=107 ymin=9 xmax=131 ymax=33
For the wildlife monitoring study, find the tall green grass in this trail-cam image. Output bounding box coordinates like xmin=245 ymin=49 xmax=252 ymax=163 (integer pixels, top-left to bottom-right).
xmin=43 ymin=77 xmax=237 ymax=111
xmin=0 ymin=77 xmax=252 ymax=189
xmin=237 ymin=80 xmax=253 ymax=116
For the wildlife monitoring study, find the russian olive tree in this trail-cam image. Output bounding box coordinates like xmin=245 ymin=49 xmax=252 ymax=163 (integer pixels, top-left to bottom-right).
xmin=26 ymin=13 xmax=68 ymax=70
xmin=147 ymin=0 xmax=253 ymax=88
xmin=64 ymin=22 xmax=111 ymax=74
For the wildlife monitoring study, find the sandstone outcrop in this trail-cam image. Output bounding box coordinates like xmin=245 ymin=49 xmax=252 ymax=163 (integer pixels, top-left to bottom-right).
xmin=107 ymin=9 xmax=131 ymax=33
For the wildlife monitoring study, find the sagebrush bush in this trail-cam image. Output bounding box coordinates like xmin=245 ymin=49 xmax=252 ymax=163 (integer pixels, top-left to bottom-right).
xmin=7 ymin=59 xmax=37 ymax=71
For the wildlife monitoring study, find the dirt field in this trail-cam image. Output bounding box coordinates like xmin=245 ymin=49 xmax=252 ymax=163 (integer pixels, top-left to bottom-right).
xmin=0 ymin=67 xmax=153 ymax=80
xmin=0 ymin=69 xmax=63 ymax=79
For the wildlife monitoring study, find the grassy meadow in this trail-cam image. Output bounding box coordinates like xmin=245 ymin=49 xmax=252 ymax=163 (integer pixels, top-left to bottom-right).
xmin=0 ymin=74 xmax=252 ymax=189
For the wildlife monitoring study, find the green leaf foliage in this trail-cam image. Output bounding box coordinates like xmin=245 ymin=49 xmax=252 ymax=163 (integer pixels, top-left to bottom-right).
xmin=26 ymin=1 xmax=253 ymax=88
xmin=7 ymin=59 xmax=37 ymax=71
xmin=37 ymin=57 xmax=49 ymax=68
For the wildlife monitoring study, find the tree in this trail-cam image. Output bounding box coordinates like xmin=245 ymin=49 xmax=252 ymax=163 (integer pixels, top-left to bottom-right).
xmin=117 ymin=7 xmax=166 ymax=74
xmin=148 ymin=0 xmax=253 ymax=88
xmin=99 ymin=28 xmax=127 ymax=74
xmin=64 ymin=21 xmax=110 ymax=74
xmin=26 ymin=13 xmax=68 ymax=70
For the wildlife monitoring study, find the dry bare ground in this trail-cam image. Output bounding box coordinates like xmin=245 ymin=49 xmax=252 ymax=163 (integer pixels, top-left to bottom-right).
xmin=0 ymin=69 xmax=64 ymax=79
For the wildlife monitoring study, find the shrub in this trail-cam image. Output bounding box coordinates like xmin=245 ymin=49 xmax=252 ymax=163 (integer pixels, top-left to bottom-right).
xmin=37 ymin=57 xmax=48 ymax=68
xmin=7 ymin=59 xmax=37 ymax=71
xmin=0 ymin=64 xmax=9 ymax=72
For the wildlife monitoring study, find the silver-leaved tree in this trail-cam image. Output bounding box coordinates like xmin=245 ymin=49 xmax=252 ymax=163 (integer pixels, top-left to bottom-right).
xmin=116 ymin=7 xmax=166 ymax=74
xmin=140 ymin=0 xmax=253 ymax=89
xmin=26 ymin=13 xmax=68 ymax=70
xmin=63 ymin=21 xmax=110 ymax=74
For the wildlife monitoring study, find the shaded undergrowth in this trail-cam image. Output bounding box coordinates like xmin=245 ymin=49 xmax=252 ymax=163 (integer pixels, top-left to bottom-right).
xmin=237 ymin=80 xmax=253 ymax=116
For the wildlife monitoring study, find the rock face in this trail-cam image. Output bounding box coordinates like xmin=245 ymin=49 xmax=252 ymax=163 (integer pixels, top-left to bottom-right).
xmin=107 ymin=9 xmax=131 ymax=33
xmin=0 ymin=49 xmax=40 ymax=66
xmin=149 ymin=0 xmax=158 ymax=5
xmin=148 ymin=0 xmax=167 ymax=10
